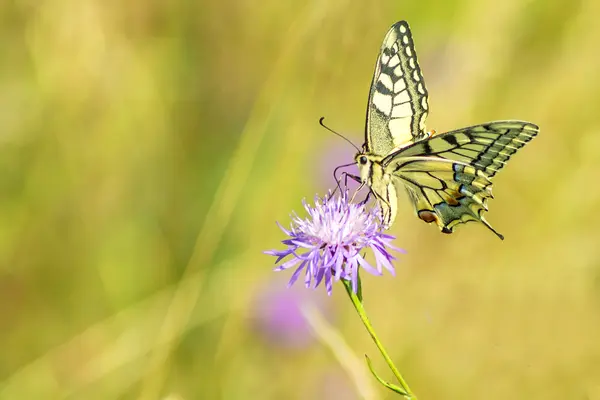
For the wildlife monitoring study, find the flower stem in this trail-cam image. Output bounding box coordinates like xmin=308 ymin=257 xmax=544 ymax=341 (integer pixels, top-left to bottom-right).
xmin=343 ymin=281 xmax=417 ymax=399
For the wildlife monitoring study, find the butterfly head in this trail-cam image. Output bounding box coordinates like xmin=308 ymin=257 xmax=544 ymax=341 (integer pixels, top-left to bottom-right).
xmin=355 ymin=152 xmax=386 ymax=186
xmin=355 ymin=152 xmax=371 ymax=184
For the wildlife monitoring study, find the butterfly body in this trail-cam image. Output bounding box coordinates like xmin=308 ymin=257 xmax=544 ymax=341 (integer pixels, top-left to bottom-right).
xmin=356 ymin=21 xmax=539 ymax=239
xmin=356 ymin=152 xmax=398 ymax=228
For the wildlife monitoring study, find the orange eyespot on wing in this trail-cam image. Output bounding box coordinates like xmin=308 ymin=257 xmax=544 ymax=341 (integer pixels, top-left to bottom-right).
xmin=418 ymin=210 xmax=438 ymax=224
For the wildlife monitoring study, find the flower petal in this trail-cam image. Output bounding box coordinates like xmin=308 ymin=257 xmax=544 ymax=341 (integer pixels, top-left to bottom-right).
xmin=264 ymin=249 xmax=294 ymax=264
xmin=287 ymin=259 xmax=308 ymax=287
xmin=371 ymin=244 xmax=396 ymax=275
xmin=324 ymin=267 xmax=333 ymax=296
xmin=276 ymin=221 xmax=294 ymax=236
xmin=355 ymin=253 xmax=381 ymax=276
xmin=274 ymin=255 xmax=302 ymax=272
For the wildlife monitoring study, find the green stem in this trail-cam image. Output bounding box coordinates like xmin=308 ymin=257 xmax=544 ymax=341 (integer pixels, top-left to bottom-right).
xmin=343 ymin=281 xmax=417 ymax=399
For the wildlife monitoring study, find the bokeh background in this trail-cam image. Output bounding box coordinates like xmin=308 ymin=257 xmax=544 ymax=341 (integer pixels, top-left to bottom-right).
xmin=1 ymin=0 xmax=600 ymax=399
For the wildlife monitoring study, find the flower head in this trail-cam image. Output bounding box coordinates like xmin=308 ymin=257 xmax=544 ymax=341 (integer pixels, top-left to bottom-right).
xmin=265 ymin=191 xmax=404 ymax=295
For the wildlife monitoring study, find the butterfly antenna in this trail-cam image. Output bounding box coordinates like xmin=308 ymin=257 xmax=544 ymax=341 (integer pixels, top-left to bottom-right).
xmin=319 ymin=117 xmax=360 ymax=152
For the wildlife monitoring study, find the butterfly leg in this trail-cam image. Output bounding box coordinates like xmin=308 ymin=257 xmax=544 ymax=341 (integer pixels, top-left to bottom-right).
xmin=350 ymin=181 xmax=366 ymax=203
xmin=333 ymin=163 xmax=360 ymax=192
xmin=358 ymin=191 xmax=372 ymax=206
xmin=342 ymin=174 xmax=373 ymax=207
xmin=331 ymin=172 xmax=349 ymax=196
xmin=343 ymin=172 xmax=361 ymax=186
xmin=332 ymin=171 xmax=361 ymax=196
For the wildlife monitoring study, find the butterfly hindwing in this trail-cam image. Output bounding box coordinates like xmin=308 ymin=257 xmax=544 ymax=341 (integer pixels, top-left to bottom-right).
xmin=389 ymin=157 xmax=502 ymax=238
xmin=365 ymin=20 xmax=429 ymax=156
xmin=383 ymin=121 xmax=539 ymax=238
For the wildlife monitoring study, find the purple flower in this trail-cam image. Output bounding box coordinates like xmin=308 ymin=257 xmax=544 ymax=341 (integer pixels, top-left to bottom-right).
xmin=251 ymin=283 xmax=328 ymax=349
xmin=265 ymin=191 xmax=403 ymax=295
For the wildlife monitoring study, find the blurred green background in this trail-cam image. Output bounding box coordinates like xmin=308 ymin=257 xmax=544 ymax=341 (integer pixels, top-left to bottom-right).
xmin=1 ymin=0 xmax=600 ymax=399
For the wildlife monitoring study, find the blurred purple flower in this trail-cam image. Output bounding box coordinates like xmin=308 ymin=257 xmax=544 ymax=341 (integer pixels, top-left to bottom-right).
xmin=265 ymin=191 xmax=403 ymax=295
xmin=251 ymin=284 xmax=317 ymax=349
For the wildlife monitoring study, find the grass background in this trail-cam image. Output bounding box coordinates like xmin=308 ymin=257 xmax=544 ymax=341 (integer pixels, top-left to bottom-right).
xmin=1 ymin=0 xmax=600 ymax=399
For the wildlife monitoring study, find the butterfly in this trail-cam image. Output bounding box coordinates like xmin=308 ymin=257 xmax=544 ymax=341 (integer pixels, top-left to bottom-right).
xmin=354 ymin=20 xmax=539 ymax=240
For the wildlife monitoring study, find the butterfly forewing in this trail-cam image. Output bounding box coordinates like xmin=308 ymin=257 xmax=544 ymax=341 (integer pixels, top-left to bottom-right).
xmin=392 ymin=121 xmax=539 ymax=178
xmin=365 ymin=21 xmax=429 ymax=156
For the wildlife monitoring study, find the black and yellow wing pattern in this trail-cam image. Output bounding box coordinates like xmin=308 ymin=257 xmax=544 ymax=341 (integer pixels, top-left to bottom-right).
xmin=387 ymin=121 xmax=539 ymax=239
xmin=355 ymin=20 xmax=538 ymax=239
xmin=365 ymin=20 xmax=430 ymax=156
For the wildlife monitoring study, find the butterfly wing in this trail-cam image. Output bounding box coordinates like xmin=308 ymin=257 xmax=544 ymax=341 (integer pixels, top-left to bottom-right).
xmin=386 ymin=121 xmax=539 ymax=238
xmin=364 ymin=20 xmax=430 ymax=157
xmin=395 ymin=121 xmax=539 ymax=177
